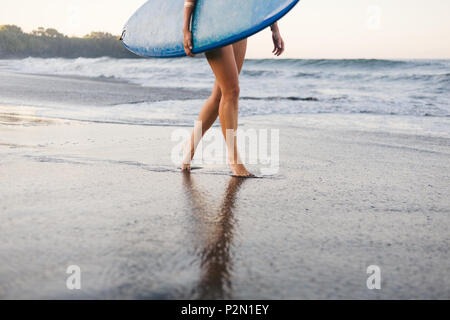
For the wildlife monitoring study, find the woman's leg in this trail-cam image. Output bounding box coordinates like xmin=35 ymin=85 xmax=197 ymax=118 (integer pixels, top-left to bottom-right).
xmin=232 ymin=39 xmax=248 ymax=87
xmin=182 ymin=39 xmax=248 ymax=172
xmin=205 ymin=42 xmax=252 ymax=177
xmin=181 ymin=82 xmax=222 ymax=170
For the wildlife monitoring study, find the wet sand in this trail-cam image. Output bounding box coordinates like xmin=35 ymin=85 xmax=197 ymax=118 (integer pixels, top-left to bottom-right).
xmin=1 ymin=103 xmax=449 ymax=299
xmin=0 ymin=70 xmax=209 ymax=108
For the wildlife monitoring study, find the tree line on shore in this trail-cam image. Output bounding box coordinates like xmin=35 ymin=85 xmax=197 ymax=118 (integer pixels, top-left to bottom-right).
xmin=0 ymin=25 xmax=138 ymax=59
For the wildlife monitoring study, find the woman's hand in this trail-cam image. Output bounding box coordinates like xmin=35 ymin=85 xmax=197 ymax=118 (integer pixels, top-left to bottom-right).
xmin=183 ymin=29 xmax=195 ymax=57
xmin=271 ymin=24 xmax=285 ymax=56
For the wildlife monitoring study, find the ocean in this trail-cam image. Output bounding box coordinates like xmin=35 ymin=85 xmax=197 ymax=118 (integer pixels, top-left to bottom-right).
xmin=0 ymin=57 xmax=449 ymax=128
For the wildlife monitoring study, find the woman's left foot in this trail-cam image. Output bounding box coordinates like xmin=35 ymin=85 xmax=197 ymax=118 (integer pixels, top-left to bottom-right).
xmin=181 ymin=163 xmax=191 ymax=172
xmin=181 ymin=140 xmax=194 ymax=172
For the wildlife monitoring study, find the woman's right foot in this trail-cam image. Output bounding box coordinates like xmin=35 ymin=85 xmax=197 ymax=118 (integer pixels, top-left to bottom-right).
xmin=229 ymin=163 xmax=254 ymax=178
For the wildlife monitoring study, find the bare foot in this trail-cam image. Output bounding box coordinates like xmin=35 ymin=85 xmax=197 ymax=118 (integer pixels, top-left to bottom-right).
xmin=181 ymin=140 xmax=194 ymax=172
xmin=181 ymin=162 xmax=191 ymax=172
xmin=229 ymin=163 xmax=255 ymax=178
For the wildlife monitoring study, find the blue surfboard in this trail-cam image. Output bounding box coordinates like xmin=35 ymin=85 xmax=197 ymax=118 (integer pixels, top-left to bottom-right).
xmin=121 ymin=0 xmax=300 ymax=58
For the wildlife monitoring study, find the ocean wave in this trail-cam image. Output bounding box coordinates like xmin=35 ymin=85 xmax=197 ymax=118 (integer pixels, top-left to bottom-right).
xmin=241 ymin=70 xmax=272 ymax=77
xmin=371 ymin=72 xmax=450 ymax=83
xmin=246 ymin=58 xmax=409 ymax=69
xmin=1 ymin=57 xmax=214 ymax=89
xmin=247 ymin=58 xmax=450 ymax=69
xmin=241 ymin=96 xmax=319 ymax=101
xmin=438 ymin=73 xmax=450 ymax=84
xmin=3 ymin=57 xmax=449 ymax=85
xmin=294 ymin=72 xmax=321 ymax=78
xmin=242 ymin=70 xmax=321 ymax=79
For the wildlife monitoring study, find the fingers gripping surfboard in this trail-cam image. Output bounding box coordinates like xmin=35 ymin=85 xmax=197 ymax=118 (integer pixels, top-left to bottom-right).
xmin=121 ymin=0 xmax=300 ymax=58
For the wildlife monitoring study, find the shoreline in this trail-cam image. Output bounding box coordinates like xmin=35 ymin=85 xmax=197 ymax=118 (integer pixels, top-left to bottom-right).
xmin=1 ymin=101 xmax=449 ymax=140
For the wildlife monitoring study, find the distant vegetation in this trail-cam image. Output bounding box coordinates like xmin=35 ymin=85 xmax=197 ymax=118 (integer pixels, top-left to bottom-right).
xmin=0 ymin=25 xmax=138 ymax=59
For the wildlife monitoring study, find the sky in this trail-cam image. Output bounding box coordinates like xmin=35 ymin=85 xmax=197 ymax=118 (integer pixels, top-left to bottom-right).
xmin=1 ymin=0 xmax=450 ymax=59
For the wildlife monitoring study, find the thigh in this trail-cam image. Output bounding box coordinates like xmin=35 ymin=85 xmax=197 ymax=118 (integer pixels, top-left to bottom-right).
xmin=205 ymin=45 xmax=239 ymax=92
xmin=232 ymin=38 xmax=248 ymax=74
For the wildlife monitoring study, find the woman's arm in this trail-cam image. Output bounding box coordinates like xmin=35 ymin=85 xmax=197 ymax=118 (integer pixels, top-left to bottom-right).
xmin=183 ymin=0 xmax=197 ymax=57
xmin=270 ymin=22 xmax=279 ymax=33
xmin=270 ymin=22 xmax=285 ymax=56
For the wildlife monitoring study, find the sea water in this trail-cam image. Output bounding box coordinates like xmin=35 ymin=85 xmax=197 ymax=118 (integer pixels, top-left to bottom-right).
xmin=0 ymin=57 xmax=449 ymax=126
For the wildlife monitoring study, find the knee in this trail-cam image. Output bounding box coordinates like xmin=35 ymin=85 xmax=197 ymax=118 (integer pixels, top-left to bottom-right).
xmin=210 ymin=90 xmax=222 ymax=104
xmin=221 ymin=85 xmax=240 ymax=102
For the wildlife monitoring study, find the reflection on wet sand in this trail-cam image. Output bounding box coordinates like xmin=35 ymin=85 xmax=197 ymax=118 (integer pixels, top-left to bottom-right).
xmin=182 ymin=173 xmax=247 ymax=300
xmin=0 ymin=112 xmax=56 ymax=126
